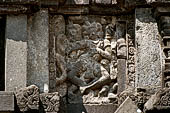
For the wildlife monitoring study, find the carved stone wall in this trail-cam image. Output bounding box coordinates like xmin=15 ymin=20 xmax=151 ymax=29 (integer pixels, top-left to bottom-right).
xmin=48 ymin=15 xmax=134 ymax=105
xmin=1 ymin=0 xmax=170 ymax=113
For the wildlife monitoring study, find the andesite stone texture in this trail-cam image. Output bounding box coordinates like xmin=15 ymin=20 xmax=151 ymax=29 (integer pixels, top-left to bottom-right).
xmin=117 ymin=59 xmax=126 ymax=93
xmin=5 ymin=14 xmax=27 ymax=92
xmin=27 ymin=9 xmax=49 ymax=93
xmin=0 ymin=92 xmax=14 ymax=112
xmin=2 ymin=0 xmax=170 ymax=113
xmin=15 ymin=85 xmax=39 ymax=112
xmin=135 ymin=8 xmax=162 ymax=90
xmin=15 ymin=85 xmax=61 ymax=113
xmin=40 ymin=92 xmax=60 ymax=113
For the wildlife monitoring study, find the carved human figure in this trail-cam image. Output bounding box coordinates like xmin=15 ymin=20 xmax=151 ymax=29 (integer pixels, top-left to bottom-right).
xmin=55 ymin=34 xmax=68 ymax=85
xmin=80 ymin=24 xmax=118 ymax=98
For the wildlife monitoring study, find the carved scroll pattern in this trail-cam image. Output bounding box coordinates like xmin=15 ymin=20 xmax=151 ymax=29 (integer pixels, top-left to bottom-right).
xmin=40 ymin=92 xmax=60 ymax=112
xmin=15 ymin=85 xmax=39 ymax=112
xmin=127 ymin=15 xmax=136 ymax=87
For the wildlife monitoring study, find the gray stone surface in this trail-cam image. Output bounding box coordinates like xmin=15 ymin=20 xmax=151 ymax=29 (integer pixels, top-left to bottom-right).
xmin=27 ymin=9 xmax=49 ymax=93
xmin=117 ymin=59 xmax=126 ymax=93
xmin=0 ymin=92 xmax=14 ymax=111
xmin=115 ymin=97 xmax=141 ymax=113
xmin=135 ymin=8 xmax=162 ymax=89
xmin=15 ymin=85 xmax=39 ymax=112
xmin=67 ymin=104 xmax=118 ymax=113
xmin=5 ymin=15 xmax=27 ymax=91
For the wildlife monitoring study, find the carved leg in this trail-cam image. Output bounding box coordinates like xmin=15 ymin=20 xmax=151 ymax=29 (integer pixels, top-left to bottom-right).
xmin=98 ymin=85 xmax=109 ymax=97
xmin=80 ymin=74 xmax=111 ymax=94
xmin=56 ymin=53 xmax=67 ymax=85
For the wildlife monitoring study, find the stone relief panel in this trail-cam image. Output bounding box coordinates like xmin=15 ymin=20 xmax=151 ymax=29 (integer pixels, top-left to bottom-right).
xmin=49 ymin=15 xmax=133 ymax=104
xmin=65 ymin=16 xmax=127 ymax=104
xmin=49 ymin=15 xmax=67 ymax=98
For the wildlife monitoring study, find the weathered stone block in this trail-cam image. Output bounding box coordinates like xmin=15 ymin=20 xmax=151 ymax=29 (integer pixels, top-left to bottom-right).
xmin=115 ymin=97 xmax=142 ymax=113
xmin=135 ymin=8 xmax=162 ymax=89
xmin=5 ymin=15 xmax=27 ymax=91
xmin=0 ymin=92 xmax=14 ymax=111
xmin=27 ymin=9 xmax=49 ymax=93
xmin=67 ymin=104 xmax=118 ymax=113
xmin=40 ymin=92 xmax=60 ymax=113
xmin=15 ymin=85 xmax=39 ymax=112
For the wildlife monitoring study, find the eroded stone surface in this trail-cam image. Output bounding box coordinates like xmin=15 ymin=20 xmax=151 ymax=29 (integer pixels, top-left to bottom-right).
xmin=15 ymin=85 xmax=39 ymax=112
xmin=40 ymin=92 xmax=60 ymax=113
xmin=135 ymin=8 xmax=162 ymax=89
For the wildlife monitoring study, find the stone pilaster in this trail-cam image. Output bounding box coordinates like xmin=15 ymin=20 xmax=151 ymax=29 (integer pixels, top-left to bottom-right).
xmin=27 ymin=9 xmax=49 ymax=93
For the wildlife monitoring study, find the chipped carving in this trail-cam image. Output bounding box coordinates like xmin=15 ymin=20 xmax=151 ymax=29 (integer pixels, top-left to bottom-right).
xmin=15 ymin=85 xmax=39 ymax=112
